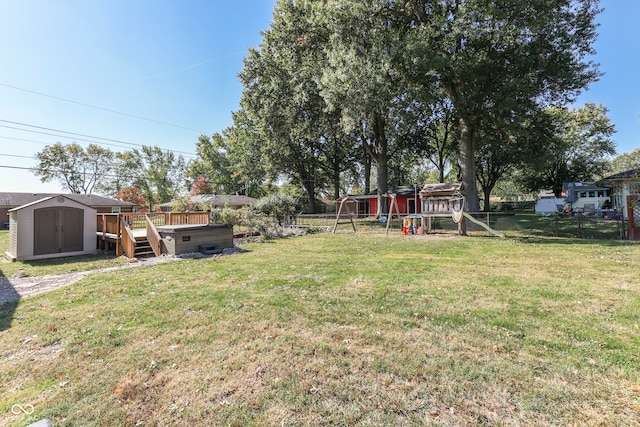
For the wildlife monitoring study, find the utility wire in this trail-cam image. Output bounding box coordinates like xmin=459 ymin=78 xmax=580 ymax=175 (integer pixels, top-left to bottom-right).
xmin=0 ymin=153 xmax=34 ymax=159
xmin=0 ymin=82 xmax=210 ymax=134
xmin=0 ymin=119 xmax=198 ymax=157
xmin=0 ymin=134 xmax=172 ymax=155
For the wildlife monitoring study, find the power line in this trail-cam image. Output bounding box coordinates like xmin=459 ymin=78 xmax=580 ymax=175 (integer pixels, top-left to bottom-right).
xmin=0 ymin=120 xmax=198 ymax=158
xmin=0 ymin=82 xmax=211 ymax=134
xmin=0 ymin=134 xmax=163 ymax=154
xmin=0 ymin=163 xmax=156 ymax=180
xmin=0 ymin=153 xmax=34 ymax=159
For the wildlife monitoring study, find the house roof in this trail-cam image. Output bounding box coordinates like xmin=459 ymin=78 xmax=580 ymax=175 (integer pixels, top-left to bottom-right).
xmin=0 ymin=192 xmax=135 ymax=208
xmin=158 ymin=194 xmax=258 ymax=208
xmin=563 ymin=182 xmax=609 ymax=193
xmin=598 ymin=168 xmax=640 ymax=183
xmin=365 ymin=185 xmax=423 ymax=197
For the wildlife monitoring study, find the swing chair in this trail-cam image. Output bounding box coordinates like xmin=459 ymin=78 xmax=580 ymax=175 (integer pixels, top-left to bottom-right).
xmin=450 ymin=190 xmax=466 ymax=224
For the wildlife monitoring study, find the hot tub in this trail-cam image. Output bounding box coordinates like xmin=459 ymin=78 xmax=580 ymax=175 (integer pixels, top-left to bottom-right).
xmin=156 ymin=223 xmax=233 ymax=255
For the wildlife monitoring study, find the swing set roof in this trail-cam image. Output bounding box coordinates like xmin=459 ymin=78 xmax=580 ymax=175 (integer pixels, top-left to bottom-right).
xmin=419 ymin=182 xmax=465 ymax=198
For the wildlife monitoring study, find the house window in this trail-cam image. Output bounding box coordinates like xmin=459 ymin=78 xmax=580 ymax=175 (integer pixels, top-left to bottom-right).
xmin=111 ymin=207 xmax=121 ymax=213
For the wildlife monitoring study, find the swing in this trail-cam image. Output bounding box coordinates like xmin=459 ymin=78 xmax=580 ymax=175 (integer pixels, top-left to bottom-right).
xmin=450 ymin=192 xmax=465 ymax=224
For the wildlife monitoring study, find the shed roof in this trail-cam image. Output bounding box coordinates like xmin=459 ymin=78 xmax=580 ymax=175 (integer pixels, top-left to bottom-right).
xmin=0 ymin=192 xmax=134 ymax=208
xmin=8 ymin=195 xmax=95 ymax=212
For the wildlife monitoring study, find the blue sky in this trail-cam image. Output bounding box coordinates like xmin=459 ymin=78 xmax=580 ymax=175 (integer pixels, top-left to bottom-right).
xmin=0 ymin=0 xmax=638 ymax=194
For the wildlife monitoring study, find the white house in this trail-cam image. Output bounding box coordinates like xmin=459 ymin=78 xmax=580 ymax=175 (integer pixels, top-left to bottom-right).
xmin=563 ymin=182 xmax=611 ymax=213
xmin=598 ymin=168 xmax=640 ymax=220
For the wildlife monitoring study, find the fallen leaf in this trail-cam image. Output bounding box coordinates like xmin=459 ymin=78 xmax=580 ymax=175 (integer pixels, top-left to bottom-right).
xmin=114 ymin=387 xmax=124 ymax=394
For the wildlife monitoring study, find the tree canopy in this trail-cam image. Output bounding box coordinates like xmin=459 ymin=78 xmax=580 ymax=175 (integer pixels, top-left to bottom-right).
xmin=34 ymin=143 xmax=114 ymax=194
xmin=229 ymin=0 xmax=603 ymax=212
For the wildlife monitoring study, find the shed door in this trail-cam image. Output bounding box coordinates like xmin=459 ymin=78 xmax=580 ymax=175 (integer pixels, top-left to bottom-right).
xmin=34 ymin=207 xmax=84 ymax=255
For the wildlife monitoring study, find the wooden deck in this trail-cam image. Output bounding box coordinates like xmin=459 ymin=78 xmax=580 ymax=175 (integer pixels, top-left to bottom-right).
xmin=96 ymin=212 xmax=210 ymax=257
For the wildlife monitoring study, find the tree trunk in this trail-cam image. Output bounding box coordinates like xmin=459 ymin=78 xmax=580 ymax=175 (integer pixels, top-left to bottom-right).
xmin=459 ymin=118 xmax=480 ymax=212
xmin=363 ymin=143 xmax=372 ymax=195
xmin=304 ymin=180 xmax=317 ymax=214
xmin=333 ymin=167 xmax=341 ymax=201
xmin=483 ymin=185 xmax=492 ymax=212
xmin=374 ymin=113 xmax=389 ymax=215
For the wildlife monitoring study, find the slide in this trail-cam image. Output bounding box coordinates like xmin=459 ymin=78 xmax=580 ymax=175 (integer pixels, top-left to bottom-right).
xmin=462 ymin=212 xmax=505 ymax=238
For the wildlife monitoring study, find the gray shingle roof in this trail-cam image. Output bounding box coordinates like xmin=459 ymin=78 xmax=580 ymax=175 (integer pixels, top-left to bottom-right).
xmin=0 ymin=192 xmax=135 ymax=208
xmin=598 ymin=168 xmax=640 ymax=182
xmin=158 ymin=194 xmax=258 ymax=208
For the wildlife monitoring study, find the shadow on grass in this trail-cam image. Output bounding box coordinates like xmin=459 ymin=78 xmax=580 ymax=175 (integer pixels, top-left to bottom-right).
xmin=0 ymin=269 xmax=20 ymax=331
xmin=512 ymin=236 xmax=637 ymax=247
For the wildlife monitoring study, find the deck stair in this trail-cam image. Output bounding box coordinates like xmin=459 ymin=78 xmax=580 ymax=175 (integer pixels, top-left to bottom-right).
xmin=96 ymin=211 xmax=211 ymax=258
xmin=134 ymin=237 xmax=155 ymax=258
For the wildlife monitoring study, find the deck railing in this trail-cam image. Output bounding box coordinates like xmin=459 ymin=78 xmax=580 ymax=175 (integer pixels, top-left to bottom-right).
xmin=145 ymin=214 xmax=162 ymax=256
xmin=120 ymin=219 xmax=137 ymax=258
xmin=97 ymin=212 xmax=211 ymax=257
xmin=119 ymin=212 xmax=210 ymax=229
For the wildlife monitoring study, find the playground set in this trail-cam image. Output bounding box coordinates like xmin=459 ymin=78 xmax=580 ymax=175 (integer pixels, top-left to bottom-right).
xmin=332 ymin=182 xmax=504 ymax=238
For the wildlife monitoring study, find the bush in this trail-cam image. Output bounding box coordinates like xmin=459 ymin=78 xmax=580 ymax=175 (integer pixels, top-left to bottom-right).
xmin=254 ymin=193 xmax=298 ymax=225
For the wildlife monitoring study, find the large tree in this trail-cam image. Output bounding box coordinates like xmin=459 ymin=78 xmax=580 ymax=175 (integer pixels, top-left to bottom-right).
xmin=518 ymin=102 xmax=616 ymax=195
xmin=115 ymin=146 xmax=186 ymax=210
xmin=34 ymin=143 xmax=113 ymax=194
xmin=239 ymin=0 xmax=355 ymax=212
xmin=402 ymin=0 xmax=601 ymax=211
xmin=475 ymin=108 xmax=553 ymax=210
xmin=317 ymin=0 xmax=411 ymax=212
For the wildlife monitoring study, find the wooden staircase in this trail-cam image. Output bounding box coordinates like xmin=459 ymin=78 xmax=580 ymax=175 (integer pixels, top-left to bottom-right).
xmin=134 ymin=237 xmax=155 ymax=258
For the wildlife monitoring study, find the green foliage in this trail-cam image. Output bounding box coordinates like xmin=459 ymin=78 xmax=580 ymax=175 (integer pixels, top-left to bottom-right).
xmin=255 ymin=193 xmax=299 ymax=225
xmin=611 ymin=148 xmax=640 ymax=174
xmin=34 ymin=143 xmax=114 ymax=194
xmin=115 ymin=146 xmax=187 ymax=210
xmin=518 ymin=103 xmax=616 ymax=194
xmin=170 ymin=194 xmax=191 ymax=213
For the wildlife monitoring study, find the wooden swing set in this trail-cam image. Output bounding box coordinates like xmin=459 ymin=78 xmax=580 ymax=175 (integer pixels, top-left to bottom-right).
xmin=332 ymin=184 xmax=504 ymax=238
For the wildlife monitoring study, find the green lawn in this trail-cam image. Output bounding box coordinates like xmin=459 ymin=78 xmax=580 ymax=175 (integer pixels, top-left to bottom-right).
xmin=1 ymin=228 xmax=639 ymax=425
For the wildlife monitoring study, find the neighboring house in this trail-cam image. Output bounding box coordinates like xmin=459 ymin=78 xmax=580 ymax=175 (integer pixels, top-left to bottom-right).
xmin=534 ymin=183 xmax=612 ymax=214
xmin=349 ymin=185 xmax=423 ymax=217
xmin=598 ymin=168 xmax=640 ymax=220
xmin=158 ymin=194 xmax=258 ymax=212
xmin=563 ymin=182 xmax=611 ymax=212
xmin=316 ymin=198 xmax=336 ymax=214
xmin=5 ymin=195 xmax=98 ymax=262
xmin=0 ymin=192 xmax=135 ymax=229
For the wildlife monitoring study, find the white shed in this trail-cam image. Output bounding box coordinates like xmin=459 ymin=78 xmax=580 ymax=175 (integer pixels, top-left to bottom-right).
xmin=5 ymin=195 xmax=98 ymax=262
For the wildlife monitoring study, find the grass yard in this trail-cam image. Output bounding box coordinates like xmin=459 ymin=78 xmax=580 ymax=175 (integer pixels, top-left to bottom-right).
xmin=1 ymin=228 xmax=639 ymax=425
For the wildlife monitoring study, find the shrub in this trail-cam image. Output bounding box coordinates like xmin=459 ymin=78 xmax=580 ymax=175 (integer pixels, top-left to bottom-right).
xmin=254 ymin=193 xmax=298 ymax=225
